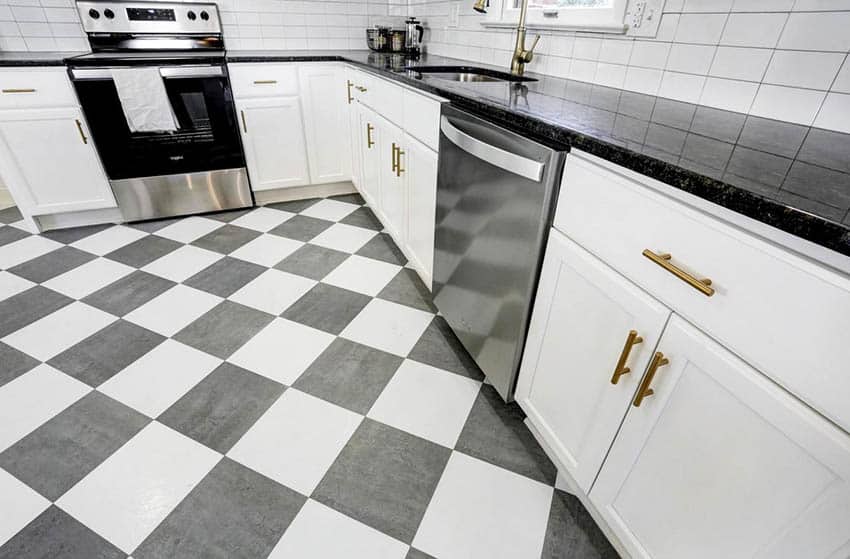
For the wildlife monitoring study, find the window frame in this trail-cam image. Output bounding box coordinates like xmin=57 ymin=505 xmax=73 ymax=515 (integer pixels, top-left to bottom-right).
xmin=483 ymin=0 xmax=628 ymax=33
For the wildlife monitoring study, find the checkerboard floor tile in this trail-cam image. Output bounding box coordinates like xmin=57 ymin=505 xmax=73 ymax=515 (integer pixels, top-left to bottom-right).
xmin=0 ymin=196 xmax=619 ymax=559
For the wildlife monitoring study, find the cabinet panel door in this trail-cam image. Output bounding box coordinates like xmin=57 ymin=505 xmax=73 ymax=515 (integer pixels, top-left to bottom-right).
xmin=238 ymin=96 xmax=310 ymax=192
xmin=516 ymin=230 xmax=670 ymax=492
xmin=345 ymin=69 xmax=361 ymax=190
xmin=590 ymin=315 xmax=850 ymax=559
xmin=378 ymin=115 xmax=406 ymax=246
xmin=298 ymin=64 xmax=350 ymax=184
xmin=358 ymin=104 xmax=381 ymax=209
xmin=404 ymin=132 xmax=437 ymax=288
xmin=0 ymin=107 xmax=115 ymax=215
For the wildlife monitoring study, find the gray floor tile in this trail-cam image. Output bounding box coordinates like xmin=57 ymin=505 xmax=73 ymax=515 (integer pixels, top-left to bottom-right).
xmin=265 ymin=198 xmax=320 ymax=214
xmin=356 ymin=233 xmax=407 ymax=265
xmin=7 ymin=247 xmax=96 ymax=283
xmin=40 ymin=223 xmax=111 ymax=244
xmin=134 ymin=458 xmax=306 ymax=559
xmin=408 ymin=317 xmax=484 ymax=380
xmin=294 ymin=338 xmax=402 ymax=414
xmin=274 ymin=244 xmax=348 ymax=281
xmin=0 ymin=286 xmax=72 ymax=338
xmin=281 ymin=283 xmax=371 ymax=334
xmin=455 ymin=383 xmax=556 ymax=485
xmin=105 ymin=236 xmax=183 ymax=268
xmin=377 ymin=269 xmax=437 ymax=313
xmin=340 ymin=206 xmax=383 ymax=231
xmin=191 ymin=224 xmax=261 ymax=254
xmin=268 ymin=214 xmax=333 ymax=242
xmin=48 ymin=320 xmax=166 ymax=387
xmin=206 ymin=208 xmax=253 ymax=223
xmin=83 ymin=271 xmax=175 ymax=316
xmin=159 ymin=363 xmax=285 ymax=453
xmin=542 ymin=490 xmax=620 ymax=559
xmin=313 ymin=418 xmax=451 ymax=544
xmin=0 ymin=506 xmax=125 ymax=559
xmin=185 ymin=257 xmax=265 ymax=298
xmin=127 ymin=217 xmax=182 ymax=233
xmin=0 ymin=392 xmax=149 ymax=500
xmin=175 ymin=301 xmax=274 ymax=359
xmin=0 ymin=225 xmax=29 ymax=247
xmin=0 ymin=341 xmax=39 ymax=387
xmin=329 ymin=193 xmax=365 ymax=206
xmin=0 ymin=205 xmax=22 ymax=224
xmin=406 ymin=548 xmax=437 ymax=559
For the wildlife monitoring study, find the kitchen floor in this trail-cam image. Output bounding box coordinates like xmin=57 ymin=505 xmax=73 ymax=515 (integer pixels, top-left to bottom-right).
xmin=0 ymin=195 xmax=617 ymax=559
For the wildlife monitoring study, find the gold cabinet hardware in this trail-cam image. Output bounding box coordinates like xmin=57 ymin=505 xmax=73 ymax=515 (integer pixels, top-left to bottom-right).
xmin=642 ymin=249 xmax=715 ymax=297
xmin=366 ymin=123 xmax=375 ymax=148
xmin=240 ymin=110 xmax=247 ymax=133
xmin=610 ymin=330 xmax=643 ymax=385
xmin=391 ymin=142 xmax=398 ymax=172
xmin=633 ymin=351 xmax=669 ymax=407
xmin=395 ymin=146 xmax=405 ymax=177
xmin=74 ymin=119 xmax=88 ymax=144
xmin=355 ymin=85 xmax=367 ymax=92
xmin=253 ymin=80 xmax=277 ymax=84
xmin=346 ymin=79 xmax=354 ymax=104
xmin=2 ymin=88 xmax=35 ymax=94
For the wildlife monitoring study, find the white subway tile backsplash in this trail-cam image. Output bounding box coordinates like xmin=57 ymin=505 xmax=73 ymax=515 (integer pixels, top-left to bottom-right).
xmin=666 ymin=43 xmax=716 ymax=75
xmin=833 ymin=58 xmax=850 ymax=94
xmin=751 ymin=84 xmax=827 ymax=125
xmin=792 ymin=0 xmax=850 ymax=11
xmin=731 ymin=0 xmax=794 ymax=11
xmin=624 ymin=66 xmax=664 ymax=95
xmin=700 ymin=76 xmax=758 ymax=112
xmin=573 ymin=37 xmax=602 ymax=61
xmin=630 ymin=41 xmax=671 ymax=69
xmin=598 ymin=38 xmax=632 ymax=65
xmin=594 ymin=62 xmax=627 ymax=88
xmin=674 ymin=13 xmax=727 ymax=44
xmin=10 ymin=6 xmax=45 ymax=22
xmin=659 ymin=71 xmax=707 ymax=103
xmin=778 ymin=12 xmax=850 ymax=52
xmin=764 ymin=50 xmax=845 ymax=90
xmin=709 ymin=46 xmax=771 ymax=81
xmin=682 ymin=0 xmax=733 ymax=13
xmin=814 ymin=92 xmax=850 ymax=133
xmin=720 ymin=12 xmax=786 ymax=48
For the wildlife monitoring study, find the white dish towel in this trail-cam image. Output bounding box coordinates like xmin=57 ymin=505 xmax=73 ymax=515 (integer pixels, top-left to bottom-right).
xmin=111 ymin=67 xmax=178 ymax=133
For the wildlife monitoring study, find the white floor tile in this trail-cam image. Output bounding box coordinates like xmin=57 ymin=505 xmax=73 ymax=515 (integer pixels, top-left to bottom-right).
xmin=2 ymin=302 xmax=116 ymax=361
xmin=230 ymin=207 xmax=294 ymax=232
xmin=229 ymin=234 xmax=304 ymax=267
xmin=141 ymin=245 xmax=223 ymax=282
xmin=0 ymin=364 xmax=90 ymax=452
xmin=153 ymin=216 xmax=224 ymax=243
xmin=268 ymin=499 xmax=407 ymax=559
xmin=98 ymin=340 xmax=221 ymax=417
xmin=70 ymin=226 xmax=147 ymax=256
xmin=0 ymin=468 xmax=50 ymax=547
xmin=229 ymin=318 xmax=334 ymax=385
xmin=56 ymin=422 xmax=220 ymax=554
xmin=229 ymin=269 xmax=315 ymax=315
xmin=323 ymin=255 xmax=400 ymax=296
xmin=124 ymin=284 xmax=222 ymax=337
xmin=368 ymin=360 xmax=481 ymax=447
xmin=42 ymin=258 xmax=135 ymax=299
xmin=413 ymin=452 xmax=553 ymax=559
xmin=341 ymin=299 xmax=432 ymax=357
xmin=0 ymin=270 xmax=34 ymax=300
xmin=299 ymin=198 xmax=359 ymax=221
xmin=0 ymin=235 xmax=63 ymax=269
xmin=310 ymin=223 xmax=377 ymax=254
xmin=228 ymin=389 xmax=362 ymax=495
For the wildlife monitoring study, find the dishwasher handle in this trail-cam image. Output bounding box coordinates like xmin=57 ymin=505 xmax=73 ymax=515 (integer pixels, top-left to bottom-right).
xmin=440 ymin=116 xmax=544 ymax=182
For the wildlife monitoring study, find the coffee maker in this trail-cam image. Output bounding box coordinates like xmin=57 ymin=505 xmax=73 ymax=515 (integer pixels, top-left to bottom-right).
xmin=404 ymin=17 xmax=424 ymax=56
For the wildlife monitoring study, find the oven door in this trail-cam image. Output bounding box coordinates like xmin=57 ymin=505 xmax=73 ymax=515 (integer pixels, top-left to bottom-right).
xmin=69 ymin=64 xmax=245 ymax=180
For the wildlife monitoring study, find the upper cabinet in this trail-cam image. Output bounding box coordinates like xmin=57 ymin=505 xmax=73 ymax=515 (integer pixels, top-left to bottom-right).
xmin=298 ymin=64 xmax=351 ymax=185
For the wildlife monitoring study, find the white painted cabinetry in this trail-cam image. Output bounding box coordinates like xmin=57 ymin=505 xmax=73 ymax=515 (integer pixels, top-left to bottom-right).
xmin=298 ymin=64 xmax=350 ymax=184
xmin=403 ymin=132 xmax=438 ymax=285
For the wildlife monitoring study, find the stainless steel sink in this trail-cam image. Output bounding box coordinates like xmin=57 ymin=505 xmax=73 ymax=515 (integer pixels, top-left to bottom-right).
xmin=404 ymin=65 xmax=538 ymax=83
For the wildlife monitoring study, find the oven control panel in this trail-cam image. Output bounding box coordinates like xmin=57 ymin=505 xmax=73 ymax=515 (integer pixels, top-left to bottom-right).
xmin=77 ymin=1 xmax=220 ymax=34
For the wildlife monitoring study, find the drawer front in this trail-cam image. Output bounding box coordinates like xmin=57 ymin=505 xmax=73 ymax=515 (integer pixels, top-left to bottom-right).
xmin=357 ymin=71 xmax=403 ymax=124
xmin=0 ymin=68 xmax=77 ymax=109
xmin=403 ymin=89 xmax=442 ymax=151
xmin=228 ymin=63 xmax=299 ymax=99
xmin=554 ymin=152 xmax=850 ymax=432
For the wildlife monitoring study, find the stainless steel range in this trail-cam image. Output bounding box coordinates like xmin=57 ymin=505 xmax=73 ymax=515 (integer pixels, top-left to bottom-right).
xmin=67 ymin=1 xmax=251 ymax=221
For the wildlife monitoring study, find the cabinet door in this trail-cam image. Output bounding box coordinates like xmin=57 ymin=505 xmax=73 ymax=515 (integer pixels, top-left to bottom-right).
xmin=515 ymin=230 xmax=670 ymax=492
xmin=403 ymin=132 xmax=437 ymax=288
xmin=591 ymin=315 xmax=850 ymax=559
xmin=379 ymin=115 xmax=406 ymax=246
xmin=358 ymin=104 xmax=381 ymax=208
xmin=298 ymin=64 xmax=350 ymax=185
xmin=237 ymin=96 xmax=310 ymax=192
xmin=0 ymin=107 xmax=114 ymax=216
xmin=345 ymin=69 xmax=362 ymax=190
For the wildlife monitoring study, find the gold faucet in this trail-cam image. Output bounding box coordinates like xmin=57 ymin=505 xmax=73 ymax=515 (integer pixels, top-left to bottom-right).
xmin=474 ymin=0 xmax=540 ymax=76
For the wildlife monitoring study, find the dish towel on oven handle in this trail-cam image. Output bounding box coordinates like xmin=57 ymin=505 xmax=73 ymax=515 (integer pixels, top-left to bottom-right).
xmin=111 ymin=67 xmax=178 ymax=133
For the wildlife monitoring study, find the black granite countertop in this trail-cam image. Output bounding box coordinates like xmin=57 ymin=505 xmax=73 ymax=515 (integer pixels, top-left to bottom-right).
xmin=230 ymin=50 xmax=850 ymax=259
xmin=0 ymin=51 xmax=84 ymax=66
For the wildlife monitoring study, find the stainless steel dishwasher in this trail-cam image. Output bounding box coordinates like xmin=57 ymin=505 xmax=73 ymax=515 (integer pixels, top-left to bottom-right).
xmin=434 ymin=105 xmax=566 ymax=402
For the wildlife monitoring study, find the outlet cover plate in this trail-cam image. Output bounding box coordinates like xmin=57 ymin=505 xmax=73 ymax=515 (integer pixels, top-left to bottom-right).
xmin=626 ymin=0 xmax=665 ymax=37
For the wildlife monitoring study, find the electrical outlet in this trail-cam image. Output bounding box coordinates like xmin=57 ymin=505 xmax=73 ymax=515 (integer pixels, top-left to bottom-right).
xmin=627 ymin=0 xmax=665 ymax=37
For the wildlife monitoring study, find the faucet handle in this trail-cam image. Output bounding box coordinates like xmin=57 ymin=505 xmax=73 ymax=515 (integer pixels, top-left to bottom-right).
xmin=522 ymin=34 xmax=541 ymax=63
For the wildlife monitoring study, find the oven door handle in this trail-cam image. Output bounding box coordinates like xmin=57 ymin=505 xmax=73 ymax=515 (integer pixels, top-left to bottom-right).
xmin=70 ymin=66 xmax=225 ymax=80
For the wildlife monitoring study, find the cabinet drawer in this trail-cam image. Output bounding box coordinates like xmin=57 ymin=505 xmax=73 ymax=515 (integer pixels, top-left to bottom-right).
xmin=403 ymin=89 xmax=442 ymax=151
xmin=554 ymin=151 xmax=850 ymax=432
xmin=228 ymin=63 xmax=299 ymax=99
xmin=357 ymin=71 xmax=403 ymax=124
xmin=0 ymin=68 xmax=77 ymax=109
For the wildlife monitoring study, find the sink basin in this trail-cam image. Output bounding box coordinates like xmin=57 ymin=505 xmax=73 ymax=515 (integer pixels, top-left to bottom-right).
xmin=404 ymin=65 xmax=538 ymax=83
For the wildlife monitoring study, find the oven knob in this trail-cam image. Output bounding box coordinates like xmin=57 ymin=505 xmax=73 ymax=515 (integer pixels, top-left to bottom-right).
xmin=88 ymin=8 xmax=100 ymax=19
xmin=104 ymin=8 xmax=114 ymax=18
xmin=187 ymin=10 xmax=196 ymax=20
xmin=200 ymin=10 xmax=209 ymax=20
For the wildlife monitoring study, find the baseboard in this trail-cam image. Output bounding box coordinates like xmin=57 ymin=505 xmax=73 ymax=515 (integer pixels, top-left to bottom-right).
xmin=0 ymin=187 xmax=13 ymax=209
xmin=37 ymin=207 xmax=123 ymax=231
xmin=253 ymin=181 xmax=357 ymax=205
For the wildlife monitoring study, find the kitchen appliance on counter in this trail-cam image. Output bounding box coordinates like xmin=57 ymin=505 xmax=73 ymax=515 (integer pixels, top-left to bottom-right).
xmin=404 ymin=17 xmax=424 ymax=57
xmin=366 ymin=19 xmax=424 ymax=55
xmin=67 ymin=1 xmax=251 ymax=222
xmin=433 ymin=105 xmax=566 ymax=402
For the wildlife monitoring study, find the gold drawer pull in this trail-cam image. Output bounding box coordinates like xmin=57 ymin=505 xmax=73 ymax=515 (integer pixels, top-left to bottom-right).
xmin=366 ymin=123 xmax=374 ymax=148
xmin=633 ymin=351 xmax=669 ymax=407
xmin=610 ymin=330 xmax=642 ymax=385
xmin=396 ymin=146 xmax=405 ymax=177
xmin=240 ymin=110 xmax=247 ymax=133
xmin=391 ymin=142 xmax=398 ymax=172
xmin=355 ymin=85 xmax=367 ymax=92
xmin=253 ymin=79 xmax=277 ymax=84
xmin=642 ymin=249 xmax=715 ymax=297
xmin=74 ymin=119 xmax=88 ymax=144
xmin=2 ymin=88 xmax=36 ymax=93
xmin=346 ymin=79 xmax=354 ymax=104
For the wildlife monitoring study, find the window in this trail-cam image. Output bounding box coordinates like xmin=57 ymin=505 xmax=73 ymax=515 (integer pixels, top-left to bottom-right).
xmin=493 ymin=0 xmax=627 ymax=32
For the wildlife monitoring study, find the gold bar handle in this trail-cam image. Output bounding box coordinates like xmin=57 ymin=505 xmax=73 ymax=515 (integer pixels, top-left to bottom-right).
xmin=610 ymin=330 xmax=643 ymax=385
xmin=391 ymin=142 xmax=398 ymax=172
xmin=2 ymin=88 xmax=36 ymax=93
xmin=253 ymin=80 xmax=277 ymax=84
xmin=74 ymin=119 xmax=88 ymax=144
xmin=366 ymin=123 xmax=374 ymax=148
xmin=395 ymin=146 xmax=405 ymax=177
xmin=642 ymin=249 xmax=715 ymax=297
xmin=355 ymin=85 xmax=367 ymax=92
xmin=240 ymin=110 xmax=247 ymax=133
xmin=633 ymin=351 xmax=669 ymax=407
xmin=346 ymin=79 xmax=354 ymax=104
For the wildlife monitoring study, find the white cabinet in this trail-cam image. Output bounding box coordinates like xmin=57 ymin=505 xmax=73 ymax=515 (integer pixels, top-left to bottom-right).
xmin=298 ymin=64 xmax=350 ymax=184
xmin=357 ymin=103 xmax=381 ymax=209
xmin=0 ymin=107 xmax=114 ymax=216
xmin=237 ymin=96 xmax=310 ymax=192
xmin=403 ymin=132 xmax=438 ymax=287
xmin=516 ymin=230 xmax=670 ymax=492
xmin=378 ymin=115 xmax=406 ymax=245
xmin=345 ymin=68 xmax=362 ymax=190
xmin=590 ymin=316 xmax=850 ymax=559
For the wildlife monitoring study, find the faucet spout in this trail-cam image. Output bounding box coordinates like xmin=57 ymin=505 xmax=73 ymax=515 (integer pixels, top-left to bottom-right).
xmin=510 ymin=0 xmax=540 ymax=76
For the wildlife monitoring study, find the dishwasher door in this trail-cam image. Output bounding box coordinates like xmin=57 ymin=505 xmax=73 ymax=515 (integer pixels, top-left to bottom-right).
xmin=434 ymin=105 xmax=566 ymax=402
